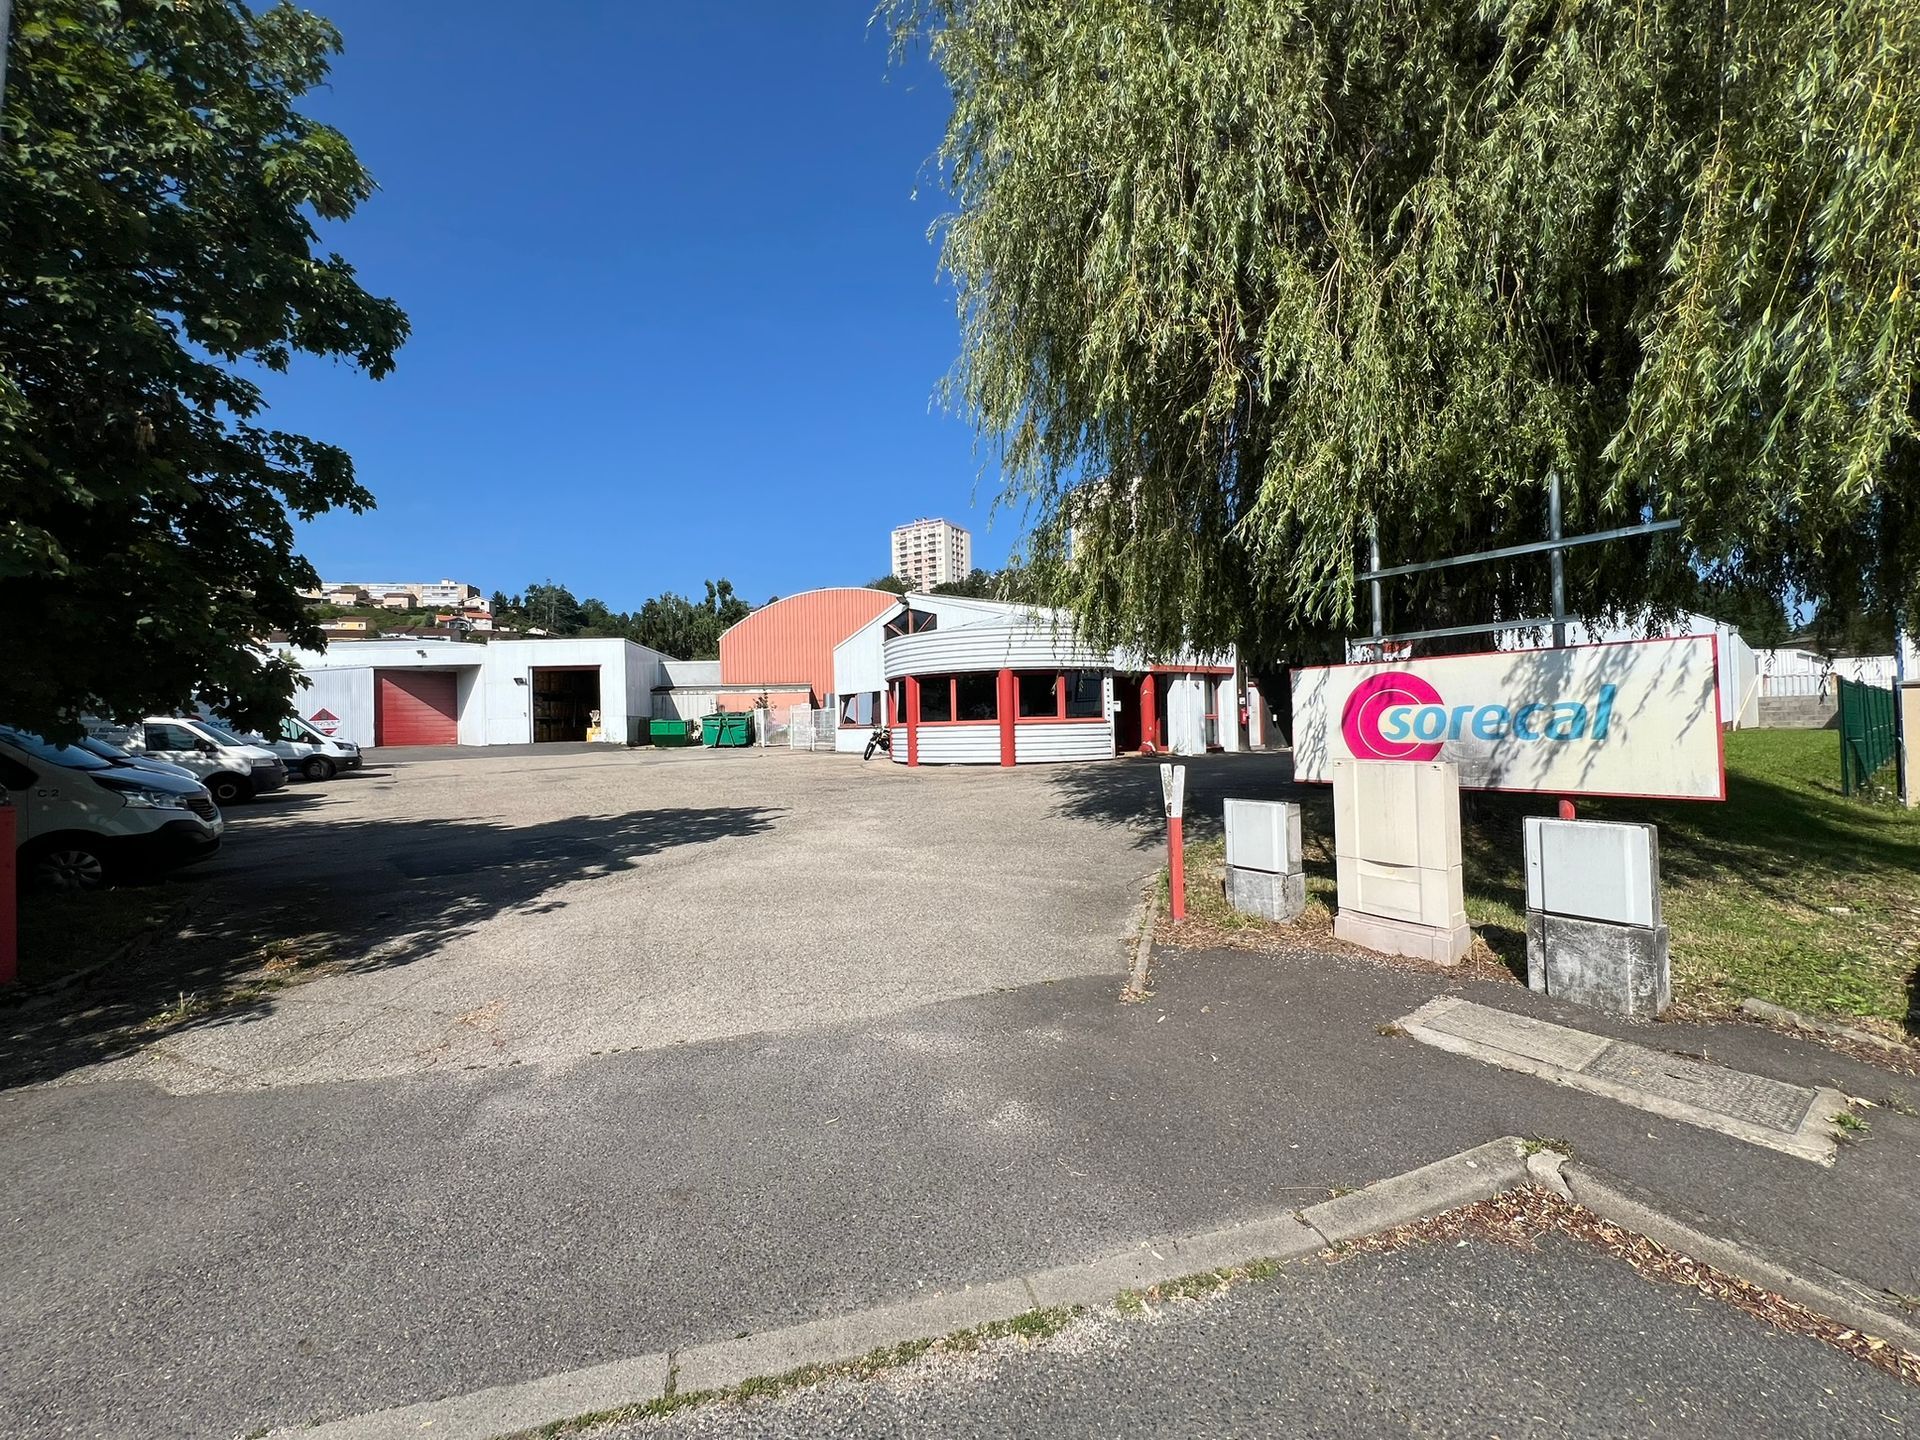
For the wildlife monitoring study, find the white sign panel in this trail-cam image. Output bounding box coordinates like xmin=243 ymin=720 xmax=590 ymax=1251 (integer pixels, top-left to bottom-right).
xmin=1292 ymin=636 xmax=1724 ymax=801
xmin=1160 ymin=762 xmax=1186 ymax=818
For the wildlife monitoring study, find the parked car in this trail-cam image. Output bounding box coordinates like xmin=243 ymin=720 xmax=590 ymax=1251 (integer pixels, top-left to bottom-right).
xmin=0 ymin=727 xmax=223 ymax=891
xmin=246 ymin=715 xmax=363 ymax=782
xmin=109 ymin=716 xmax=288 ymax=806
xmin=73 ymin=734 xmax=202 ymax=783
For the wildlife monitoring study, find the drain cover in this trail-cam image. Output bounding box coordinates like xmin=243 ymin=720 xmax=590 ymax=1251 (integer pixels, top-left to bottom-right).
xmin=1585 ymin=1042 xmax=1816 ymax=1134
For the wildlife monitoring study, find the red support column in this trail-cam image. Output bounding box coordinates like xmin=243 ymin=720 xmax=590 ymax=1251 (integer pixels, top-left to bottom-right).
xmin=0 ymin=801 xmax=16 ymax=985
xmin=998 ymin=668 xmax=1016 ymax=766
xmin=905 ymin=675 xmax=921 ymax=767
xmin=1139 ymin=672 xmax=1158 ymax=753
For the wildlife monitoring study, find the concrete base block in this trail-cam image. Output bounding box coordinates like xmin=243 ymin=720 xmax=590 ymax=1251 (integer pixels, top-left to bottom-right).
xmin=1224 ymin=865 xmax=1306 ymax=923
xmin=1333 ymin=909 xmax=1472 ymax=966
xmin=1526 ymin=911 xmax=1670 ymax=1018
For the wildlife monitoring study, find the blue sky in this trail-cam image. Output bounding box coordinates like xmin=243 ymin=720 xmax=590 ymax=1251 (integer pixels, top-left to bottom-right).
xmin=276 ymin=2 xmax=1012 ymax=609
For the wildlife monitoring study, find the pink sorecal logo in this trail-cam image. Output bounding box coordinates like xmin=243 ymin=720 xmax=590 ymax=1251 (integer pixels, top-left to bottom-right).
xmin=1342 ymin=672 xmax=1445 ymax=761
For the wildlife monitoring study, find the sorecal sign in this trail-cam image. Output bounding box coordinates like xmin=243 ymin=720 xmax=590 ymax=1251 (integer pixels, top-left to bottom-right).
xmin=1293 ymin=635 xmax=1725 ymax=801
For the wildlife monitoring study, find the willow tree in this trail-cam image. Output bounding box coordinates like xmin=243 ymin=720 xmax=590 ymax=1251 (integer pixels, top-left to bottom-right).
xmin=892 ymin=0 xmax=1920 ymax=658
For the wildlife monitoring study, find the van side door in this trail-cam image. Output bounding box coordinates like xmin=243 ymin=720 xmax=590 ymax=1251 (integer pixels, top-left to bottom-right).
xmin=143 ymin=722 xmax=213 ymax=777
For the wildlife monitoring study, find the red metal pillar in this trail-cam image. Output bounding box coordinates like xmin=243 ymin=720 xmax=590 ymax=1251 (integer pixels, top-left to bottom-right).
xmin=0 ymin=801 xmax=16 ymax=985
xmin=1140 ymin=672 xmax=1158 ymax=753
xmin=1168 ymin=812 xmax=1186 ymax=922
xmin=905 ymin=675 xmax=921 ymax=767
xmin=998 ymin=668 xmax=1016 ymax=767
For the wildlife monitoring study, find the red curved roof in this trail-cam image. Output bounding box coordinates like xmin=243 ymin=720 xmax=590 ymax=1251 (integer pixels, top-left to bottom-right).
xmin=719 ymin=588 xmax=899 ymax=701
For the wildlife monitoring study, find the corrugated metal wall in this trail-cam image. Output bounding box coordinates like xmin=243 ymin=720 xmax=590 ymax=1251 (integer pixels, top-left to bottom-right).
xmin=720 ymin=588 xmax=898 ymax=703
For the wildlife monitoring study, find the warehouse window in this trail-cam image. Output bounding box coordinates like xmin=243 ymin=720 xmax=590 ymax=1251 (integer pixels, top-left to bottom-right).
xmin=956 ymin=673 xmax=998 ymax=721
xmin=1013 ymin=670 xmax=1107 ymax=721
xmin=1016 ymin=672 xmax=1059 ymax=717
xmin=919 ymin=675 xmax=954 ymax=723
xmin=1064 ymin=670 xmax=1105 ymax=718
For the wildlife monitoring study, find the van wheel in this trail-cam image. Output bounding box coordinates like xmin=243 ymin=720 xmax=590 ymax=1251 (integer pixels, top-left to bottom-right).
xmin=24 ymin=839 xmax=110 ymax=893
xmin=208 ymin=773 xmax=251 ymax=806
xmin=301 ymin=755 xmax=336 ymax=782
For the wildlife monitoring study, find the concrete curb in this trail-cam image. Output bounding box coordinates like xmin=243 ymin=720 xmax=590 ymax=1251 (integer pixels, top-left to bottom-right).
xmin=1400 ymin=995 xmax=1849 ymax=1165
xmin=1738 ymin=997 xmax=1915 ymax=1056
xmin=271 ymin=1134 xmax=1920 ymax=1440
xmin=1298 ymin=1136 xmax=1528 ymax=1243
xmin=1125 ymin=871 xmax=1160 ymax=995
xmin=1558 ymin=1160 xmax=1920 ymax=1354
xmin=267 ymin=1137 xmax=1532 ymax=1440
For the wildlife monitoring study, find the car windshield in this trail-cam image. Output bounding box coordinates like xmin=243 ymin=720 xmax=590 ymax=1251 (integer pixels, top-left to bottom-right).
xmin=77 ymin=736 xmax=135 ymax=761
xmin=0 ymin=728 xmax=113 ymax=771
xmin=194 ymin=720 xmax=249 ymax=747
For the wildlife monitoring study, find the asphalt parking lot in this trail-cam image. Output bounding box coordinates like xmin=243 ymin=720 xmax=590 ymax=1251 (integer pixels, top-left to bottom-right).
xmin=67 ymin=743 xmax=1177 ymax=1091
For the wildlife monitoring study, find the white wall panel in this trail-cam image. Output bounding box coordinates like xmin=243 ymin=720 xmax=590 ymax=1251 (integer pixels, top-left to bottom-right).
xmin=1013 ymin=722 xmax=1112 ymax=763
xmin=915 ymin=726 xmax=1002 ymax=765
xmin=292 ymin=667 xmax=373 ymax=747
xmin=884 ymin=624 xmax=1107 ymax=679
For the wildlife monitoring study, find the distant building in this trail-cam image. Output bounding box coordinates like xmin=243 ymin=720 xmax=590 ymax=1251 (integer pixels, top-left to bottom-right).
xmin=890 ymin=518 xmax=971 ymax=591
xmin=379 ymin=592 xmax=417 ymax=611
xmin=321 ymin=579 xmax=487 ymax=613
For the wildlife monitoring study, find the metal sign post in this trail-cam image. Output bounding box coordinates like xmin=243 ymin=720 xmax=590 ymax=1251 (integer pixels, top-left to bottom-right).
xmin=1161 ymin=762 xmax=1187 ymax=922
xmin=1359 ymin=478 xmax=1683 ymax=815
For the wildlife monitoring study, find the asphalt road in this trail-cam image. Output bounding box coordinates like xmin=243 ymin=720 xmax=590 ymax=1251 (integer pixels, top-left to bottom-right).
xmin=7 ymin=745 xmax=1162 ymax=1091
xmin=601 ymin=1234 xmax=1920 ymax=1439
xmin=2 ymin=942 xmax=1915 ymax=1438
xmin=2 ymin=749 xmax=1916 ymax=1439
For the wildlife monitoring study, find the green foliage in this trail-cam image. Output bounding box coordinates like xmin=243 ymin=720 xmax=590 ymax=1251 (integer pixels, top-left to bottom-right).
xmin=494 ymin=576 xmax=756 ymax=659
xmin=868 ymin=572 xmax=911 ymax=595
xmin=893 ymin=0 xmax=1920 ymax=658
xmin=0 ymin=0 xmax=407 ymax=735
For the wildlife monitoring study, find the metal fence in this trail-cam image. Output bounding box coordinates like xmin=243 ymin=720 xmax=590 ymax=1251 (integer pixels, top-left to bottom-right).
xmin=1759 ymin=672 xmax=1828 ymax=698
xmin=786 ymin=706 xmax=838 ymax=753
xmin=1838 ymin=677 xmax=1897 ymax=796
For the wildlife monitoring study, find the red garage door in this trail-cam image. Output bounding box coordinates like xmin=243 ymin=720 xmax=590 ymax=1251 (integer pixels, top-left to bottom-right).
xmin=375 ymin=670 xmax=458 ymax=746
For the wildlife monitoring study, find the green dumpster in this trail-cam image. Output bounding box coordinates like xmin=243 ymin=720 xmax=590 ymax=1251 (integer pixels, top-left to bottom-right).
xmin=701 ymin=712 xmax=754 ymax=748
xmin=650 ymin=718 xmax=698 ymax=748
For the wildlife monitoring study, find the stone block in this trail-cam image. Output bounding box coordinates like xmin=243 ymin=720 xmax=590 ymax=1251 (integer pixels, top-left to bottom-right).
xmin=1526 ymin=911 xmax=1670 ymax=1018
xmin=1333 ymin=909 xmax=1472 ymax=966
xmin=1224 ymin=865 xmax=1306 ymax=922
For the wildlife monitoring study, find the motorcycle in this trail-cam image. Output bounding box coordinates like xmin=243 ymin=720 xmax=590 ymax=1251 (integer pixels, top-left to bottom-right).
xmin=863 ymin=726 xmax=892 ymax=761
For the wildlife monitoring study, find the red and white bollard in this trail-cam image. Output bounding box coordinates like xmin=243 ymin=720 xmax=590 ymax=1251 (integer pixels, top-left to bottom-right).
xmin=1161 ymin=763 xmax=1187 ymax=922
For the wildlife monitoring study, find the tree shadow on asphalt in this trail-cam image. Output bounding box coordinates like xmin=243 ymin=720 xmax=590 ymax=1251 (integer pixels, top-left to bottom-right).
xmin=0 ymin=801 xmax=782 ymax=1088
xmin=1042 ymin=751 xmax=1310 ymax=848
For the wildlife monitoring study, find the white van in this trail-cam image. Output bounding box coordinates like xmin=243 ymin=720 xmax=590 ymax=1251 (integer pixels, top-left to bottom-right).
xmin=115 ymin=716 xmax=289 ymax=807
xmin=0 ymin=728 xmax=223 ymax=891
xmin=249 ymin=715 xmax=362 ymax=782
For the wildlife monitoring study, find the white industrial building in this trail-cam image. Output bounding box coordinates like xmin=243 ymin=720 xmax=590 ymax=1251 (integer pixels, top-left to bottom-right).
xmin=275 ymin=637 xmax=672 ymax=747
xmin=831 ymin=595 xmax=1239 ymax=764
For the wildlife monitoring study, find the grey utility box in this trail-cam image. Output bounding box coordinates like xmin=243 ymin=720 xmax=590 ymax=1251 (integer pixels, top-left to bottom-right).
xmin=1222 ymin=799 xmax=1306 ymax=922
xmin=1523 ymin=817 xmax=1669 ymax=1017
